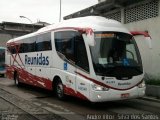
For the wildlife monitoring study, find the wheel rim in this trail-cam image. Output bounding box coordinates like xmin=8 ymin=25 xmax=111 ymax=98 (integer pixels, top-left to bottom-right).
xmin=56 ymin=83 xmax=63 ymax=98
xmin=15 ymin=78 xmax=18 ymax=85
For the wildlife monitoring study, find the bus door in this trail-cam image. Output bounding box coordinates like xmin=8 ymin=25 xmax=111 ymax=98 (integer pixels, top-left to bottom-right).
xmin=75 ymin=31 xmax=91 ymax=99
xmin=131 ymin=31 xmax=152 ymax=76
xmin=55 ymin=30 xmax=77 ymax=93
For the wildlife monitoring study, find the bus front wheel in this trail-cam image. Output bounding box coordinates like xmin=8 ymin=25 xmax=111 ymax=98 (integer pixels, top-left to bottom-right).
xmin=55 ymin=80 xmax=65 ymax=100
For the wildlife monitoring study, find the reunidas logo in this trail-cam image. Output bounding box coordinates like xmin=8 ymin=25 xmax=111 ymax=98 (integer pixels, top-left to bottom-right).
xmin=25 ymin=53 xmax=49 ymax=65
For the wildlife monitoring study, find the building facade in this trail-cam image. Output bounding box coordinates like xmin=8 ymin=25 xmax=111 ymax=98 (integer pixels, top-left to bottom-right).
xmin=0 ymin=22 xmax=50 ymax=47
xmin=64 ymin=0 xmax=160 ymax=79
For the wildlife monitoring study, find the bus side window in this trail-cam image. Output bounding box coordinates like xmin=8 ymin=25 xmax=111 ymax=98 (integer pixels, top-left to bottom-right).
xmin=36 ymin=32 xmax=52 ymax=51
xmin=8 ymin=46 xmax=16 ymax=54
xmin=23 ymin=37 xmax=36 ymax=53
xmin=55 ymin=31 xmax=75 ymax=63
xmin=19 ymin=43 xmax=24 ymax=53
xmin=55 ymin=31 xmax=89 ymax=72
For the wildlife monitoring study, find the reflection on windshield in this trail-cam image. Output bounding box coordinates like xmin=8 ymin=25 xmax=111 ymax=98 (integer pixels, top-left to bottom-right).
xmin=90 ymin=32 xmax=143 ymax=79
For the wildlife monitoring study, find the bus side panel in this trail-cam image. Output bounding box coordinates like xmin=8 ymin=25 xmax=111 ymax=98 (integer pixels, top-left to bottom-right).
xmin=35 ymin=67 xmax=52 ymax=90
xmin=76 ymin=70 xmax=91 ymax=100
xmin=20 ymin=51 xmax=53 ymax=90
xmin=50 ymin=47 xmax=77 ymax=96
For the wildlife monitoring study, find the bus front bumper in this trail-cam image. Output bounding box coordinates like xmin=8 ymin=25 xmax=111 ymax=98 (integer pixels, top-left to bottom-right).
xmin=89 ymin=86 xmax=145 ymax=102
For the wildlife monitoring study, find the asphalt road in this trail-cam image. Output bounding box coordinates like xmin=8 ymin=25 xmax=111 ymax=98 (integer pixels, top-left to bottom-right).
xmin=0 ymin=77 xmax=160 ymax=120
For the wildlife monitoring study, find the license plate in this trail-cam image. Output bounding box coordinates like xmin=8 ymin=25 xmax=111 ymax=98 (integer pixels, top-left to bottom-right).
xmin=121 ymin=93 xmax=130 ymax=98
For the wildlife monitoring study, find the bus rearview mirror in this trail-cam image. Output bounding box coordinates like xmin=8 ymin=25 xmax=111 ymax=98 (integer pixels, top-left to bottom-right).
xmin=78 ymin=28 xmax=95 ymax=46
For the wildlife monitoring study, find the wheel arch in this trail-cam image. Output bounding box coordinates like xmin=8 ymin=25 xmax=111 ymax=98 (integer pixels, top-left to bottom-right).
xmin=52 ymin=75 xmax=66 ymax=100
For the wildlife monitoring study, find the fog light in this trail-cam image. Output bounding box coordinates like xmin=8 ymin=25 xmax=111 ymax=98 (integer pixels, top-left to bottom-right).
xmin=138 ymin=80 xmax=145 ymax=88
xmin=142 ymin=90 xmax=145 ymax=94
xmin=97 ymin=95 xmax=102 ymax=99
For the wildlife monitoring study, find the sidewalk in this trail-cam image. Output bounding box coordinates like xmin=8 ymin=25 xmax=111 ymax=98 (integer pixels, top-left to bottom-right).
xmin=140 ymin=96 xmax=160 ymax=103
xmin=145 ymin=85 xmax=160 ymax=101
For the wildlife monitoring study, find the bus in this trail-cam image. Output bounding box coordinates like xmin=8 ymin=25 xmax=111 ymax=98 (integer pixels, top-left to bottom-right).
xmin=6 ymin=16 xmax=146 ymax=102
xmin=0 ymin=47 xmax=6 ymax=77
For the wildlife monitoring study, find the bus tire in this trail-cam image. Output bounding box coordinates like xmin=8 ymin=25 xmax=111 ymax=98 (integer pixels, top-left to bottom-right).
xmin=14 ymin=72 xmax=20 ymax=86
xmin=55 ymin=79 xmax=65 ymax=100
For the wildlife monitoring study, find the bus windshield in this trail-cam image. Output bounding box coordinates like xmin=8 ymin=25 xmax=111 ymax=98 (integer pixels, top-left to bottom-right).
xmin=90 ymin=32 xmax=143 ymax=79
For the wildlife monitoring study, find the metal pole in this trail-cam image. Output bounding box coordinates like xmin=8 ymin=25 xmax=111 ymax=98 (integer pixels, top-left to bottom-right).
xmin=20 ymin=16 xmax=34 ymax=32
xmin=59 ymin=0 xmax=62 ymax=22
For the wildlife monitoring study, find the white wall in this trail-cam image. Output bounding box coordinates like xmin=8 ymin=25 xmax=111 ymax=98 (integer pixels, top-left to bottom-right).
xmin=98 ymin=0 xmax=106 ymax=3
xmin=0 ymin=33 xmax=13 ymax=46
xmin=125 ymin=17 xmax=160 ymax=79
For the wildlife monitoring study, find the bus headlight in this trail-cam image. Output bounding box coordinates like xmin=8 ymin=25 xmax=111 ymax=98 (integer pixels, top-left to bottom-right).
xmin=138 ymin=80 xmax=145 ymax=88
xmin=91 ymin=83 xmax=109 ymax=91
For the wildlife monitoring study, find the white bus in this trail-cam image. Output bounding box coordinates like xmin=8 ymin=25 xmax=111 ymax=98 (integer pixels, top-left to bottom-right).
xmin=6 ymin=16 xmax=146 ymax=102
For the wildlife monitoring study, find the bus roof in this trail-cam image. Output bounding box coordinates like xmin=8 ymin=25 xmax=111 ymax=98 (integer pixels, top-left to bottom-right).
xmin=7 ymin=16 xmax=130 ymax=44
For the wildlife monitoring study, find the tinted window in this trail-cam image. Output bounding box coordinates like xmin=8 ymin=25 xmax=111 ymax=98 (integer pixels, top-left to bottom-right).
xmin=36 ymin=32 xmax=52 ymax=51
xmin=19 ymin=43 xmax=24 ymax=53
xmin=55 ymin=31 xmax=89 ymax=72
xmin=55 ymin=31 xmax=76 ymax=63
xmin=23 ymin=37 xmax=36 ymax=53
xmin=8 ymin=32 xmax=52 ymax=54
xmin=8 ymin=46 xmax=16 ymax=54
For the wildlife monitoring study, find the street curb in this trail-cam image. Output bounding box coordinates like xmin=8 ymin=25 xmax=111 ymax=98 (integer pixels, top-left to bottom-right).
xmin=139 ymin=96 xmax=160 ymax=103
xmin=146 ymin=85 xmax=160 ymax=98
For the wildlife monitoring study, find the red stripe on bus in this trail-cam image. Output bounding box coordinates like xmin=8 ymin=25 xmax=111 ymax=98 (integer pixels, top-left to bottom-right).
xmin=75 ymin=71 xmax=143 ymax=91
xmin=7 ymin=66 xmax=53 ymax=90
xmin=64 ymin=85 xmax=89 ymax=101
